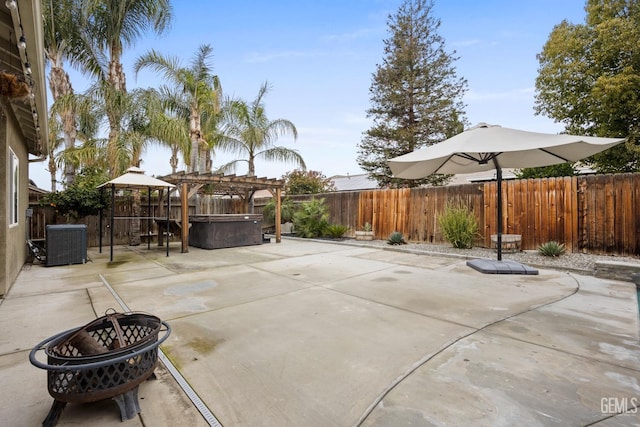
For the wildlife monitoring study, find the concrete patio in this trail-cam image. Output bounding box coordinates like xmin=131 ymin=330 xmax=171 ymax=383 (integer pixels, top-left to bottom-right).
xmin=1 ymin=239 xmax=639 ymax=426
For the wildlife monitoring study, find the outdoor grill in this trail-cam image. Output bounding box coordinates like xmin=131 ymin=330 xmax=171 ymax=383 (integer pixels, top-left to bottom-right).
xmin=29 ymin=311 xmax=171 ymax=427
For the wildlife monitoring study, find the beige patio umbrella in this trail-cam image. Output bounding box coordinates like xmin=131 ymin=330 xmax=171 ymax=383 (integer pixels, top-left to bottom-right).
xmin=388 ymin=123 xmax=625 ymax=274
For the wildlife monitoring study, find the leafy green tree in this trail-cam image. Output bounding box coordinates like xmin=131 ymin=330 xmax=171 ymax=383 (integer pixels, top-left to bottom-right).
xmin=41 ymin=167 xmax=110 ymax=220
xmin=535 ymin=0 xmax=640 ymax=173
xmin=216 ymin=82 xmax=304 ymax=176
xmin=284 ymin=169 xmax=336 ymax=195
xmin=514 ymin=163 xmax=578 ymax=179
xmin=357 ymin=0 xmax=467 ymax=188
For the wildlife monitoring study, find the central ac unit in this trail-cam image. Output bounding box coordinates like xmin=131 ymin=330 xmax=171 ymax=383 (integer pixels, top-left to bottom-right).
xmin=46 ymin=224 xmax=87 ymax=267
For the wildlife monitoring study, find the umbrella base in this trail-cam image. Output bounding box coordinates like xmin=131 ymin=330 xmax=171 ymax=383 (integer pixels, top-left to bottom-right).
xmin=467 ymin=259 xmax=539 ymax=275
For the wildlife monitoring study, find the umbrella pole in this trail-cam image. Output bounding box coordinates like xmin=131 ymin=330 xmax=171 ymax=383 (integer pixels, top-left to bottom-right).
xmin=493 ymin=159 xmax=503 ymax=261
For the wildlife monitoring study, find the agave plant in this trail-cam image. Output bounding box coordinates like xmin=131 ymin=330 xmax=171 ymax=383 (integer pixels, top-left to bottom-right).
xmin=387 ymin=231 xmax=406 ymax=245
xmin=538 ymin=241 xmax=566 ymax=257
xmin=324 ymin=224 xmax=349 ymax=238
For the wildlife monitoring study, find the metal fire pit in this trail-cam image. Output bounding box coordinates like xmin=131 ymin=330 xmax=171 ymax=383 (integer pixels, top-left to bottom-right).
xmin=29 ymin=311 xmax=171 ymax=427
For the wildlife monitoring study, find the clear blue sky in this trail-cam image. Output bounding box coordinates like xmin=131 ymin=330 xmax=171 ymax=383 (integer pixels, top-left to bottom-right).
xmin=30 ymin=0 xmax=588 ymax=188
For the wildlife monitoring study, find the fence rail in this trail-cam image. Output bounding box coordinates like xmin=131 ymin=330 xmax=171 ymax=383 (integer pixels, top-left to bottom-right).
xmin=29 ymin=173 xmax=640 ymax=256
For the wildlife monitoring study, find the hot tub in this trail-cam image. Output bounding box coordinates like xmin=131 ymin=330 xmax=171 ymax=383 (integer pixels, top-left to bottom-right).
xmin=189 ymin=214 xmax=263 ymax=249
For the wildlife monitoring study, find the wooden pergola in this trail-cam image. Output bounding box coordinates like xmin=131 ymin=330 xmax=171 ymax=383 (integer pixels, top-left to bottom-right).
xmin=157 ymin=171 xmax=285 ymax=252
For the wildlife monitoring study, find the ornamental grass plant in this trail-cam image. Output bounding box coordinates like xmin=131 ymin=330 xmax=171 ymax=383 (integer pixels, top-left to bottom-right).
xmin=438 ymin=202 xmax=480 ymax=249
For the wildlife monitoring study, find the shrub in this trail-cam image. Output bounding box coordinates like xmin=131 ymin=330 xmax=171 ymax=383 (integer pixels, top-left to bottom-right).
xmin=387 ymin=231 xmax=406 ymax=245
xmin=324 ymin=224 xmax=349 ymax=238
xmin=292 ymin=198 xmax=329 ymax=238
xmin=40 ymin=167 xmax=110 ymax=220
xmin=283 ymin=169 xmax=336 ymax=194
xmin=262 ymin=197 xmax=297 ymax=225
xmin=538 ymin=241 xmax=566 ymax=257
xmin=437 ymin=202 xmax=480 ymax=249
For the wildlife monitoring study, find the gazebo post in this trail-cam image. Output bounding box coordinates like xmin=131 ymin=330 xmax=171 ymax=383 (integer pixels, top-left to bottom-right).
xmin=157 ymin=189 xmax=164 ymax=247
xmin=166 ymin=188 xmax=171 ymax=257
xmin=181 ymin=182 xmax=189 ymax=253
xmin=147 ymin=186 xmax=152 ymax=250
xmin=98 ymin=191 xmax=103 ymax=253
xmin=110 ymin=184 xmax=115 ymax=262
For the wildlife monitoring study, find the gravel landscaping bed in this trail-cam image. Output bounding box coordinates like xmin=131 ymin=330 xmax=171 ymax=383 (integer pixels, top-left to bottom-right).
xmin=337 ymin=238 xmax=640 ymax=275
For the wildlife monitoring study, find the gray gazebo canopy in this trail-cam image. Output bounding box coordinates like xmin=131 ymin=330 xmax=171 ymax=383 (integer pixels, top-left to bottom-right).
xmin=98 ymin=167 xmax=175 ymax=261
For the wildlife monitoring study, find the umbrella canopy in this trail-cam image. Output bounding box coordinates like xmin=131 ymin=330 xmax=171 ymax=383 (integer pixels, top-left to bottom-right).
xmin=387 ymin=123 xmax=626 ymax=273
xmin=388 ymin=123 xmax=625 ymax=178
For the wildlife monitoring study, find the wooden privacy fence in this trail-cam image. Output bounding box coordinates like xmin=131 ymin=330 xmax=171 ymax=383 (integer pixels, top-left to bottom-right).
xmin=30 ymin=173 xmax=640 ymax=256
xmin=287 ymin=173 xmax=640 ymax=256
xmin=29 ymin=194 xmax=244 ymax=248
xmin=474 ymin=174 xmax=638 ymax=255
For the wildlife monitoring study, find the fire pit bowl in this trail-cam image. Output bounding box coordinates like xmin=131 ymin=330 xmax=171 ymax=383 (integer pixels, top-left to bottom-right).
xmin=29 ymin=312 xmax=171 ymax=426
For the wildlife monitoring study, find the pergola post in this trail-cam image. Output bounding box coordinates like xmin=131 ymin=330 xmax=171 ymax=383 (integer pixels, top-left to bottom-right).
xmin=181 ymin=182 xmax=189 ymax=253
xmin=275 ymin=188 xmax=282 ymax=243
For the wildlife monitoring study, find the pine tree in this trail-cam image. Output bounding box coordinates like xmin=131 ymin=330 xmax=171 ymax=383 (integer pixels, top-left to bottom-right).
xmin=357 ymin=0 xmax=467 ymax=188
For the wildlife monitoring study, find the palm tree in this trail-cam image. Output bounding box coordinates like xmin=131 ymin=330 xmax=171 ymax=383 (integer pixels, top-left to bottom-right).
xmin=81 ymin=0 xmax=173 ymax=177
xmin=43 ymin=0 xmax=85 ymax=186
xmin=66 ymin=0 xmax=174 ymax=246
xmin=49 ymin=87 xmax=105 ymax=169
xmin=217 ymin=82 xmax=305 ymax=176
xmin=82 ymin=0 xmax=172 ymax=90
xmin=134 ymin=44 xmax=222 ymax=173
xmin=45 ymin=113 xmax=64 ymax=192
xmin=135 ymin=88 xmax=190 ymax=173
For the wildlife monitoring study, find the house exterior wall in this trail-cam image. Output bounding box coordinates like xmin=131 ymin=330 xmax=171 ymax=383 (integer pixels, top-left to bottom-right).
xmin=0 ymin=112 xmax=28 ymax=296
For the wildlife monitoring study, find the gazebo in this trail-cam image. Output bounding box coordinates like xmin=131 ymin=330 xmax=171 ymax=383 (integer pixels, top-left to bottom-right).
xmin=98 ymin=167 xmax=175 ymax=261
